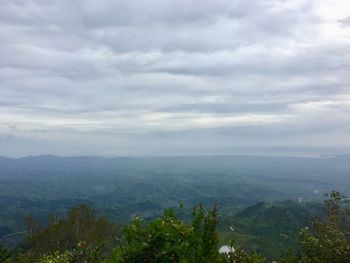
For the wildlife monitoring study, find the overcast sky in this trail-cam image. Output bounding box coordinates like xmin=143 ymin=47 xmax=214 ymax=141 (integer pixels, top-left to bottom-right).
xmin=0 ymin=0 xmax=350 ymax=157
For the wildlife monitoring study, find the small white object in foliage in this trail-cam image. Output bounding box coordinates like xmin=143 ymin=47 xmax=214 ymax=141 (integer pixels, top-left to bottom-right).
xmin=219 ymin=245 xmax=235 ymax=254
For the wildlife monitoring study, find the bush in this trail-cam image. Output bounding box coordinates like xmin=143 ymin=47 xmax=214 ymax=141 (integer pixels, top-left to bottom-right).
xmin=297 ymin=191 xmax=350 ymax=262
xmin=23 ymin=205 xmax=119 ymax=261
xmin=112 ymin=205 xmax=224 ymax=263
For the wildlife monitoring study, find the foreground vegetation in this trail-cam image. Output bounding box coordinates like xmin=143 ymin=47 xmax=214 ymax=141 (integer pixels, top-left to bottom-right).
xmin=1 ymin=191 xmax=349 ymax=262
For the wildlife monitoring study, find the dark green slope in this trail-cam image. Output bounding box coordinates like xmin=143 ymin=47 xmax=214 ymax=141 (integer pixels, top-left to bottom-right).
xmin=220 ymin=200 xmax=323 ymax=259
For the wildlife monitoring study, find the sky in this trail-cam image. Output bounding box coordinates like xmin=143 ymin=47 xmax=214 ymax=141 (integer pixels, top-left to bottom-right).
xmin=0 ymin=0 xmax=350 ymax=157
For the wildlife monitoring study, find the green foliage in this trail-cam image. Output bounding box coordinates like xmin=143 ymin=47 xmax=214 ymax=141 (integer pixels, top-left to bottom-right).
xmin=37 ymin=251 xmax=71 ymax=263
xmin=112 ymin=205 xmax=224 ymax=263
xmin=1 ymin=244 xmax=13 ymax=262
xmin=297 ymin=191 xmax=350 ymax=262
xmin=2 ymin=155 xmax=350 ymax=256
xmin=111 ymin=204 xmax=267 ymax=263
xmin=227 ymin=249 xmax=265 ymax=263
xmin=222 ymin=200 xmax=322 ymax=259
xmin=3 ymin=191 xmax=350 ymax=262
xmin=23 ymin=205 xmax=119 ymax=261
xmin=221 ymin=229 xmax=265 ymax=263
xmin=0 ymin=245 xmax=35 ymax=263
xmin=37 ymin=247 xmax=108 ymax=263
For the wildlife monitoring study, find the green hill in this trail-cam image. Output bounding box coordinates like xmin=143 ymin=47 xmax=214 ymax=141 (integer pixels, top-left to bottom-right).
xmin=220 ymin=200 xmax=323 ymax=258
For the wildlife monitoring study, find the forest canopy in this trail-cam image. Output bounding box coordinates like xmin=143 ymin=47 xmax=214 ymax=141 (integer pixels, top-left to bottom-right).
xmin=1 ymin=191 xmax=349 ymax=262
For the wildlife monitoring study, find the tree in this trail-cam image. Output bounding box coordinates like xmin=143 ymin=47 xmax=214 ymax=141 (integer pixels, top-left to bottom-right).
xmin=297 ymin=191 xmax=350 ymax=262
xmin=110 ymin=205 xmax=225 ymax=262
xmin=23 ymin=205 xmax=119 ymax=261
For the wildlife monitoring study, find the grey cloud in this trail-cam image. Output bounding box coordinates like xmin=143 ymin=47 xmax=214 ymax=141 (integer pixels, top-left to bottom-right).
xmin=158 ymin=101 xmax=289 ymax=114
xmin=0 ymin=0 xmax=349 ymax=156
xmin=0 ymin=0 xmax=317 ymax=53
xmin=339 ymin=16 xmax=350 ymax=28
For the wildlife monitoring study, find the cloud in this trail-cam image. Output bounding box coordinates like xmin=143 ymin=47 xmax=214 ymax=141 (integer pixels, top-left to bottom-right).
xmin=0 ymin=0 xmax=350 ymax=156
xmin=339 ymin=16 xmax=350 ymax=28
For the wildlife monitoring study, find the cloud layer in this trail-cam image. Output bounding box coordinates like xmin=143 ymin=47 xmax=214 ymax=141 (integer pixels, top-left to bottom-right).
xmin=1 ymin=0 xmax=350 ymax=156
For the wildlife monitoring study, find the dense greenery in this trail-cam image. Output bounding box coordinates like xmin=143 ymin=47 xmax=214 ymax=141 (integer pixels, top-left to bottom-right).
xmin=24 ymin=205 xmax=119 ymax=260
xmin=297 ymin=191 xmax=350 ymax=262
xmin=220 ymin=200 xmax=323 ymax=257
xmin=1 ymin=155 xmax=350 ymax=261
xmin=1 ymin=191 xmax=349 ymax=262
xmin=1 ymin=155 xmax=349 ymax=257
